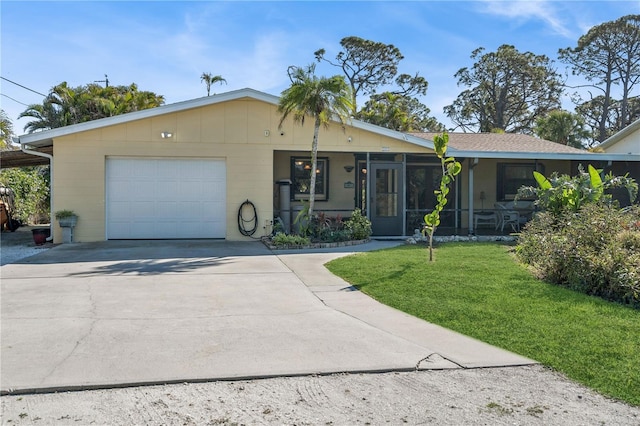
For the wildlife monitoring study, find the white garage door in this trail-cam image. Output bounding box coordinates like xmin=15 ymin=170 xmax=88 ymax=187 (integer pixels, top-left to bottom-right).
xmin=106 ymin=158 xmax=226 ymax=239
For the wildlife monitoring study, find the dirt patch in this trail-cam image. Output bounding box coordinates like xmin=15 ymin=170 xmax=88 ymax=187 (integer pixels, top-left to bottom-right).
xmin=2 ymin=366 xmax=638 ymax=425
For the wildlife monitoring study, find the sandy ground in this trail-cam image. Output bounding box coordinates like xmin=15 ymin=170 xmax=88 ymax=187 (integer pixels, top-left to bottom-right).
xmin=2 ymin=366 xmax=639 ymax=425
xmin=2 ymin=228 xmax=639 ymax=425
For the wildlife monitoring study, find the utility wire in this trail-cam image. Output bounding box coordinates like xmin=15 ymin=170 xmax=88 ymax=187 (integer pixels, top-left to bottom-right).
xmin=0 ymin=76 xmax=47 ymax=97
xmin=1 ymin=93 xmax=30 ymax=106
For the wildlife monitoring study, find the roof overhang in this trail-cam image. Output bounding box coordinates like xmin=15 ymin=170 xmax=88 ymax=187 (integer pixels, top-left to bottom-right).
xmin=16 ymin=88 xmax=435 ymax=151
xmin=349 ymin=120 xmax=435 ymax=150
xmin=600 ymin=119 xmax=640 ymax=150
xmin=0 ymin=146 xmax=53 ymax=168
xmin=447 ymin=149 xmax=640 ymax=161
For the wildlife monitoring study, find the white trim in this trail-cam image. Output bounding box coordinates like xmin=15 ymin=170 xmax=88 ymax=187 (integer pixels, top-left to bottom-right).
xmin=17 ymin=88 xmax=435 ymax=151
xmin=600 ymin=119 xmax=640 ymax=149
xmin=14 ymin=86 xmax=639 ymax=163
xmin=349 ymin=120 xmax=434 ymax=149
xmin=19 ymin=88 xmax=279 ymax=146
xmin=445 ymin=150 xmax=640 ymax=161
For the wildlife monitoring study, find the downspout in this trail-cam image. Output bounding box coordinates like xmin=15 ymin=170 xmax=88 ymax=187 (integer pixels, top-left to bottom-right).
xmin=468 ymin=158 xmax=479 ymax=235
xmin=19 ymin=139 xmax=54 ymax=241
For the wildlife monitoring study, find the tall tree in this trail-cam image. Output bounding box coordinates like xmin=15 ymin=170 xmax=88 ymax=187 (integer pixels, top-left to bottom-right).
xmin=356 ymin=92 xmax=445 ymax=132
xmin=534 ymin=110 xmax=590 ymax=149
xmin=19 ymin=82 xmax=164 ymax=133
xmin=200 ymin=72 xmax=227 ymax=96
xmin=0 ymin=109 xmax=14 ymax=150
xmin=278 ymin=64 xmax=353 ymax=216
xmin=559 ymin=15 xmax=640 ymax=142
xmin=444 ymin=44 xmax=563 ymax=133
xmin=314 ymin=36 xmax=428 ymax=114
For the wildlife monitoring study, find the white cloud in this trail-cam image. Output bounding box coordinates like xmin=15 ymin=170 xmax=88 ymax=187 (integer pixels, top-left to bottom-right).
xmin=478 ymin=0 xmax=574 ymax=38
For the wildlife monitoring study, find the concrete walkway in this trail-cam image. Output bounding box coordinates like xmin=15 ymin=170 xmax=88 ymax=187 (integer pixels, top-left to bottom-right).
xmin=0 ymin=240 xmax=534 ymax=394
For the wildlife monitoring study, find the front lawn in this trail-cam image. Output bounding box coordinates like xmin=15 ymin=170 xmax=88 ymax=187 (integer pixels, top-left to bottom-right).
xmin=325 ymin=243 xmax=640 ymax=406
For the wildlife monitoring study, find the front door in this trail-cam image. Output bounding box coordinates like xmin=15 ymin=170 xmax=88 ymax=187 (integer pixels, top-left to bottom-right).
xmin=370 ymin=162 xmax=403 ymax=236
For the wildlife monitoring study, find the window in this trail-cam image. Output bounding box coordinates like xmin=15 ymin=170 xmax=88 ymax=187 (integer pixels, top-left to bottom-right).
xmin=290 ymin=157 xmax=329 ymax=201
xmin=497 ymin=163 xmax=544 ymax=201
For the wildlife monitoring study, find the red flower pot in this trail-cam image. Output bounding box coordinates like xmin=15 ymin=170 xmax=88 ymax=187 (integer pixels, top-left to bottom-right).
xmin=32 ymin=228 xmax=50 ymax=245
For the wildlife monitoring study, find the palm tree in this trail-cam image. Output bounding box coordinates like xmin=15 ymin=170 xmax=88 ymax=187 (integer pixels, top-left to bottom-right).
xmin=278 ymin=64 xmax=353 ymax=216
xmin=19 ymin=101 xmax=65 ymax=133
xmin=534 ymin=110 xmax=591 ymax=149
xmin=200 ymin=72 xmax=227 ymax=96
xmin=19 ymin=82 xmax=165 ymax=132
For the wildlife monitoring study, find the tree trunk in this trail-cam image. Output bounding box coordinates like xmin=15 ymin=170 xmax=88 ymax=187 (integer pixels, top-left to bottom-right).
xmin=309 ymin=118 xmax=321 ymax=216
xmin=599 ymin=68 xmax=613 ymax=142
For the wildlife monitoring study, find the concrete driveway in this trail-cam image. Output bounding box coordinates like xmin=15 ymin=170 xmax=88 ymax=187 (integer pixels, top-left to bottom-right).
xmin=1 ymin=240 xmax=533 ymax=394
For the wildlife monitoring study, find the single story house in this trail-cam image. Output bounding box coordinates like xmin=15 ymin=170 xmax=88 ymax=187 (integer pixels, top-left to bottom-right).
xmin=16 ymin=88 xmax=640 ymax=243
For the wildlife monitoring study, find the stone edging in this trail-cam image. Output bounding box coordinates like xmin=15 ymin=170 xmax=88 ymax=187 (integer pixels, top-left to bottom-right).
xmin=263 ymin=238 xmax=371 ymax=250
xmin=406 ymin=235 xmax=518 ymax=244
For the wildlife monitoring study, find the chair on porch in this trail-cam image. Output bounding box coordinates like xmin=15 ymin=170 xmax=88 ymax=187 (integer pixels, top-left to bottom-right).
xmin=494 ymin=203 xmax=520 ymax=232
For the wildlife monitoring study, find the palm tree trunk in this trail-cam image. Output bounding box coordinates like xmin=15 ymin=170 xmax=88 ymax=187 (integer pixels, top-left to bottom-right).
xmin=309 ymin=118 xmax=321 ymax=216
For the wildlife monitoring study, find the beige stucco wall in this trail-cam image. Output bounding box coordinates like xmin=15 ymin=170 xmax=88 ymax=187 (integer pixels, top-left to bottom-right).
xmin=51 ymin=98 xmax=431 ymax=242
xmin=457 ymin=158 xmax=572 ymax=229
xmin=273 ymin=151 xmax=358 ymax=215
xmin=602 ymin=132 xmax=639 ymax=154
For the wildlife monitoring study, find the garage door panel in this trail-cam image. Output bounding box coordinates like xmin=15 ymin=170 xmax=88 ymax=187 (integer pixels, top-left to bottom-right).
xmin=133 ymin=161 xmax=157 ymax=177
xmin=106 ymin=158 xmax=226 ymax=239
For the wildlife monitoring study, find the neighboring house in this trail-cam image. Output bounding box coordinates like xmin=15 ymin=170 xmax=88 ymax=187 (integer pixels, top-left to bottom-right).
xmin=16 ymin=88 xmax=640 ymax=243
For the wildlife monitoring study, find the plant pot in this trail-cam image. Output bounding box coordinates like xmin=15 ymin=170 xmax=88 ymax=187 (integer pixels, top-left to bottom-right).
xmin=32 ymin=228 xmax=50 ymax=245
xmin=58 ymin=215 xmax=78 ymax=227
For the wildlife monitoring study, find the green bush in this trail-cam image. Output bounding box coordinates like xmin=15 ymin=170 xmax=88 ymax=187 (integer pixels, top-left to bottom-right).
xmin=517 ymin=203 xmax=640 ymax=307
xmin=320 ymin=229 xmax=352 ymax=242
xmin=271 ymin=232 xmax=310 ymax=247
xmin=344 ymin=208 xmax=371 ymax=240
xmin=517 ymin=164 xmax=638 ymax=215
xmin=0 ymin=166 xmax=50 ymax=224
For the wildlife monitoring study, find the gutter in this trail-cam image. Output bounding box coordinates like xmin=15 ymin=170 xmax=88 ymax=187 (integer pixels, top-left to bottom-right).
xmin=18 ymin=138 xmax=54 ymax=241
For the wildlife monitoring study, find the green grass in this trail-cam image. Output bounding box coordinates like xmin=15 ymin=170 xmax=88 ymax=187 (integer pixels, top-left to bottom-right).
xmin=325 ymin=242 xmax=640 ymax=406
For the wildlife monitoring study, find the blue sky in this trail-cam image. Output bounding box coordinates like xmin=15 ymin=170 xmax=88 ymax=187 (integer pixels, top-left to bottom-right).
xmin=2 ymin=1 xmax=639 ymax=134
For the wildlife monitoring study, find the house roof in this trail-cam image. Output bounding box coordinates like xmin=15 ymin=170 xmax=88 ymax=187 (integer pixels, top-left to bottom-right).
xmin=599 ymin=119 xmax=640 ymax=151
xmin=13 ymin=88 xmax=640 ymax=162
xmin=411 ymin=131 xmax=640 ymax=161
xmin=16 ymin=88 xmax=434 ymax=151
xmin=412 ymin=132 xmax=584 ymax=153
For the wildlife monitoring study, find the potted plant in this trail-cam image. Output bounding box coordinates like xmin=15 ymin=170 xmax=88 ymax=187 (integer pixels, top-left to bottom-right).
xmin=55 ymin=209 xmax=78 ymax=227
xmin=31 ymin=228 xmax=50 ymax=245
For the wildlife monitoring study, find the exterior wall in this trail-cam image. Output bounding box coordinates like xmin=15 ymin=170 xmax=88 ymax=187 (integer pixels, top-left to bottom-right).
xmin=51 ymin=99 xmax=431 ymax=242
xmin=461 ymin=158 xmax=572 ymax=208
xmin=602 ymin=132 xmax=639 ymax=154
xmin=273 ymin=151 xmax=358 ymax=218
xmin=457 ymin=158 xmax=572 ymax=231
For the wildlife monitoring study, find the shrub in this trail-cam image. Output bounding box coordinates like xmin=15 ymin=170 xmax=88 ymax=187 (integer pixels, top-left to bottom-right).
xmin=517 ymin=164 xmax=637 ymax=216
xmin=517 ymin=203 xmax=640 ymax=307
xmin=271 ymin=232 xmax=310 ymax=248
xmin=322 ymin=229 xmax=352 ymax=242
xmin=344 ymin=209 xmax=371 ymax=240
xmin=0 ymin=166 xmax=50 ymax=224
xmin=55 ymin=209 xmax=76 ymax=219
